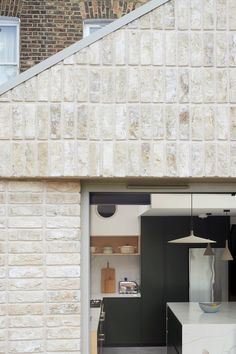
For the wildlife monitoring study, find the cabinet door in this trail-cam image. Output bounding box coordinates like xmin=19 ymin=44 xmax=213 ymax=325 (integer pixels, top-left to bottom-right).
xmin=103 ymin=298 xmax=141 ymax=346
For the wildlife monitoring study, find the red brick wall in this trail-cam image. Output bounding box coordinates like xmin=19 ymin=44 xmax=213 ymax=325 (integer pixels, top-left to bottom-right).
xmin=0 ymin=0 xmax=149 ymax=72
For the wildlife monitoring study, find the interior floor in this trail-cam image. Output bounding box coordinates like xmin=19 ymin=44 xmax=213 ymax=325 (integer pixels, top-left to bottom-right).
xmin=103 ymin=347 xmax=167 ymax=354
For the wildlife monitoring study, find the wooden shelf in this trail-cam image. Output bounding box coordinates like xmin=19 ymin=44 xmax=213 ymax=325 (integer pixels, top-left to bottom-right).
xmin=90 ymin=235 xmax=140 ymax=255
xmin=91 ymin=253 xmax=140 ymax=256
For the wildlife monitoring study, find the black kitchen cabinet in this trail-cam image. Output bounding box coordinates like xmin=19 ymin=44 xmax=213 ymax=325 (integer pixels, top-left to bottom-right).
xmin=103 ymin=298 xmax=141 ymax=347
xmin=141 ymin=216 xmax=229 ymax=346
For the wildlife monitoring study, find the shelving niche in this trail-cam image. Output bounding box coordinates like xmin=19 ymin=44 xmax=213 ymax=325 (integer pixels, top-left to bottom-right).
xmin=90 ymin=235 xmax=140 ymax=255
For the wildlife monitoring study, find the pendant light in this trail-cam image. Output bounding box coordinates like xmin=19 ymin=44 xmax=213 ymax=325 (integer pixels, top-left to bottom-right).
xmin=221 ymin=210 xmax=233 ymax=261
xmin=203 ymin=243 xmax=214 ymax=256
xmin=168 ymin=194 xmax=216 ymax=244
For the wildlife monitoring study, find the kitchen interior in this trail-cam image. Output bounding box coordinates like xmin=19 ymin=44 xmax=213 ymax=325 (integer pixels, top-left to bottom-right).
xmin=89 ymin=192 xmax=236 ymax=354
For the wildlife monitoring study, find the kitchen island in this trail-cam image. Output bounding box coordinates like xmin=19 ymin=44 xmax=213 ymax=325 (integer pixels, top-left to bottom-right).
xmin=167 ymin=302 xmax=236 ymax=354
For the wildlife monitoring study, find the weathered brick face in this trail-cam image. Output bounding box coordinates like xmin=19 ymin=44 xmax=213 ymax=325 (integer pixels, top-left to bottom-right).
xmin=0 ymin=180 xmax=81 ymax=353
xmin=0 ymin=0 xmax=149 ymax=72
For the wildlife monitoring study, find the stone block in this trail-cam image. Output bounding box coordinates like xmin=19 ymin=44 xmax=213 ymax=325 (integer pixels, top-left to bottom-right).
xmin=229 ymin=0 xmax=236 ymax=29
xmin=46 ymin=254 xmax=80 ymax=265
xmin=230 ymin=106 xmax=236 ymax=139
xmin=9 ymin=254 xmax=43 ymax=266
xmin=216 ymin=0 xmax=227 ymax=29
xmin=114 ymin=29 xmax=126 ymax=65
xmin=101 ymin=68 xmax=114 ymax=103
xmin=45 ymin=193 xmax=80 ymax=204
xmin=128 ymin=142 xmax=140 ymax=176
xmin=101 ymin=35 xmax=113 ymax=65
xmin=36 ymin=104 xmax=49 ymax=140
xmin=216 ymin=69 xmax=228 ymax=102
xmin=47 ymin=327 xmax=80 ymax=340
xmin=165 ymin=68 xmax=177 ymax=102
xmin=203 ymin=0 xmax=214 ymax=29
xmin=89 ymin=68 xmax=101 ymax=103
xmin=47 ymin=303 xmax=80 ymax=315
xmin=75 ymin=67 xmax=88 ymax=102
xmin=191 ymin=143 xmax=204 ymax=177
xmin=47 ymin=290 xmax=79 ymax=303
xmin=64 ymin=141 xmax=76 ymax=176
xmin=47 ymin=339 xmax=80 ymax=351
xmin=50 ymin=65 xmax=62 ymax=102
xmin=203 ymin=69 xmax=215 ymax=103
xmin=115 ymin=68 xmax=127 ymax=102
xmin=0 ymin=104 xmax=11 ymax=139
xmin=47 ymin=315 xmax=80 ymax=327
xmin=0 ymin=142 xmax=11 ymax=176
xmin=9 ymin=328 xmax=43 ymax=340
xmin=152 ymin=142 xmax=164 ymax=176
xmin=46 ymin=279 xmax=80 ymax=290
xmin=9 ymin=340 xmax=43 ymax=353
xmin=9 ymin=279 xmax=43 ymax=291
xmin=140 ymin=106 xmax=152 ymax=139
xmin=46 ymin=242 xmax=80 ymax=254
xmin=204 ymin=106 xmax=215 ymax=140
xmin=88 ymin=41 xmax=100 ymax=65
xmin=177 ymin=0 xmax=189 ymax=29
xmin=216 ymin=33 xmax=228 ymax=67
xmin=190 ymin=69 xmax=202 ymax=103
xmin=114 ymin=142 xmax=128 ymax=177
xmin=163 ymin=0 xmax=175 ymax=29
xmin=215 ymin=106 xmax=229 ymax=140
xmin=190 ymin=0 xmax=202 ymax=29
xmin=165 ymin=31 xmax=176 ymax=66
xmin=179 ymin=69 xmax=189 ymax=102
xmin=101 ymin=105 xmax=114 ymax=140
xmin=153 ymin=105 xmax=164 ymax=139
xmin=9 ymin=267 xmax=43 ymax=278
xmin=8 ymin=304 xmax=43 ymax=315
xmin=128 ymin=67 xmax=140 ymax=102
xmin=230 ymin=69 xmax=236 ymax=102
xmin=9 ymin=205 xmax=43 ymax=217
xmin=229 ymin=33 xmax=236 ymax=66
xmin=8 ymin=230 xmax=43 ymax=241
xmin=9 ymin=315 xmax=43 ymax=328
xmin=128 ymin=105 xmax=140 ymax=139
xmin=140 ymin=31 xmax=152 ymax=65
xmin=178 ymin=33 xmax=189 ymax=66
xmin=204 ymin=33 xmax=214 ymax=66
xmin=38 ymin=70 xmax=49 ymax=101
xmin=190 ymin=33 xmax=203 ymax=67
xmin=62 ymin=103 xmax=76 ymax=139
xmin=152 ymin=31 xmax=163 ymax=65
xmin=230 ymin=143 xmax=236 ymax=176
xmin=128 ymin=30 xmax=140 ymax=65
xmin=140 ymin=68 xmax=152 ymax=102
xmin=9 ymin=291 xmax=44 ymax=303
xmin=49 ymin=142 xmax=64 ymax=176
xmin=8 ymin=241 xmax=43 ymax=253
xmin=153 ymin=68 xmax=164 ymax=102
xmin=12 ymin=104 xmax=24 ymax=139
xmin=46 ymin=229 xmax=79 ymax=241
xmin=151 ymin=6 xmax=163 ymax=29
xmin=89 ymin=142 xmax=101 ymax=176
xmin=115 ymin=105 xmax=127 ymax=140
xmin=217 ymin=143 xmax=229 ymax=176
xmin=102 ymin=142 xmax=114 ymax=177
xmin=75 ymin=48 xmax=88 ymax=64
xmin=50 ymin=104 xmax=61 ymax=139
xmin=166 ymin=143 xmax=177 ymax=176
xmin=191 ymin=106 xmax=203 ymax=140
xmin=178 ymin=142 xmax=190 ymax=177
xmin=165 ymin=105 xmax=177 ymax=140
xmin=140 ymin=143 xmax=151 ymax=176
xmin=205 ymin=143 xmax=216 ymax=176
xmin=9 ymin=181 xmax=43 ymax=192
xmin=46 ymin=182 xmax=80 ymax=193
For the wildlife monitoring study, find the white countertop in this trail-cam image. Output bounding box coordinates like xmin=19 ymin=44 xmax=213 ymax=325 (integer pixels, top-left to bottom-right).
xmin=167 ymin=302 xmax=236 ymax=325
xmin=90 ymin=308 xmax=101 ymax=332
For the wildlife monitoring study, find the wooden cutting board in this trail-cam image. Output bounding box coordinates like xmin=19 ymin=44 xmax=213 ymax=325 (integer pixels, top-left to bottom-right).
xmin=101 ymin=262 xmax=116 ymax=293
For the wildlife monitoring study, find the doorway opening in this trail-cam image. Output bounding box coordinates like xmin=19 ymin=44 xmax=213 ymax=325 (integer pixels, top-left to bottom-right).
xmin=81 ymin=184 xmax=236 ymax=354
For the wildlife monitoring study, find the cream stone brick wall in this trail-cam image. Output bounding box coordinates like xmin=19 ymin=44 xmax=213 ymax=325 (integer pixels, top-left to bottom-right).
xmin=0 ymin=180 xmax=81 ymax=353
xmin=1 ymin=0 xmax=236 ymax=178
